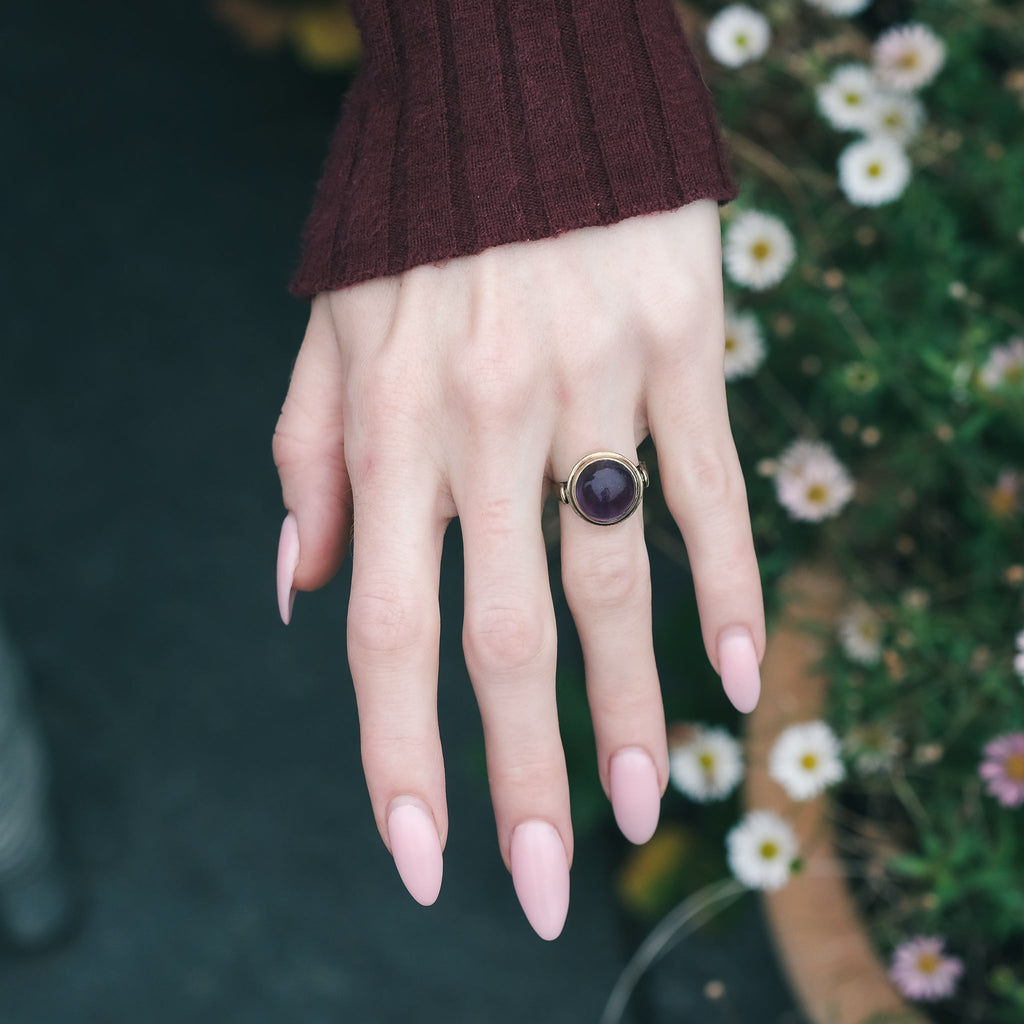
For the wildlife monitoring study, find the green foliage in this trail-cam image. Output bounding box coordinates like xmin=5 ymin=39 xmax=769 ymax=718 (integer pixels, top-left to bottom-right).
xmin=561 ymin=3 xmax=1022 ymax=1017
xmin=673 ymin=1 xmax=1023 ymax=1020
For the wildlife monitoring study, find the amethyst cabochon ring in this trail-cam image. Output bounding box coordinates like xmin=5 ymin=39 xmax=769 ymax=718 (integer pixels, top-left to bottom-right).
xmin=558 ymin=452 xmax=650 ymax=526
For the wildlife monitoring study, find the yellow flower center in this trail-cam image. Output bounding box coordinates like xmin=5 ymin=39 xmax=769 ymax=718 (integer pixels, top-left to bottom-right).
xmin=915 ymin=952 xmax=940 ymax=975
xmin=735 ymin=32 xmax=748 ymax=47
xmin=725 ymin=333 xmax=736 ymax=352
xmin=988 ymin=487 xmax=1018 ymax=518
xmin=800 ymin=752 xmax=819 ymax=771
xmin=867 ymin=162 xmax=883 ymax=178
xmin=898 ymin=52 xmax=920 ymax=71
xmin=806 ymin=483 xmax=829 ymax=504
xmin=844 ymin=92 xmax=862 ymax=107
xmin=1005 ymin=752 xmax=1024 ymax=782
xmin=751 ymin=241 xmax=771 ymax=261
xmin=699 ymin=751 xmax=716 ymax=772
xmin=759 ymin=841 xmax=779 ymax=861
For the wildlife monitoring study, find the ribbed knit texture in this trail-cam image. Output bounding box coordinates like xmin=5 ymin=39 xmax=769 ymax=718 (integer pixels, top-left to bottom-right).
xmin=291 ymin=0 xmax=736 ymax=297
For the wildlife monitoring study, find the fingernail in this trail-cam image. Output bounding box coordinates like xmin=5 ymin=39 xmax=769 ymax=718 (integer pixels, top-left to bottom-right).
xmin=609 ymin=748 xmax=661 ymax=845
xmin=387 ymin=801 xmax=443 ymax=907
xmin=276 ymin=513 xmax=299 ymax=625
xmin=509 ymin=821 xmax=570 ymax=941
xmin=718 ymin=626 xmax=762 ymax=713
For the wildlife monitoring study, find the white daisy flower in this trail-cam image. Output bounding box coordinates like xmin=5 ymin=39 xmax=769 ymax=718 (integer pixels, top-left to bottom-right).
xmin=838 ymin=137 xmax=911 ymax=206
xmin=723 ymin=210 xmax=796 ymax=291
xmin=838 ymin=603 xmax=884 ymax=665
xmin=706 ymin=5 xmax=772 ymax=68
xmin=775 ymin=439 xmax=855 ymax=522
xmin=769 ymin=720 xmax=846 ymax=800
xmin=816 ymin=64 xmax=879 ymax=132
xmin=1014 ymin=630 xmax=1024 ymax=681
xmin=979 ymin=337 xmax=1024 ymax=388
xmin=669 ymin=725 xmax=745 ymax=802
xmin=803 ymin=0 xmax=872 ymax=15
xmin=867 ymin=91 xmax=925 ymax=144
xmin=723 ymin=308 xmax=767 ymax=380
xmin=726 ymin=810 xmax=798 ymax=891
xmin=845 ymin=724 xmax=904 ymax=775
xmin=873 ymin=24 xmax=946 ymax=92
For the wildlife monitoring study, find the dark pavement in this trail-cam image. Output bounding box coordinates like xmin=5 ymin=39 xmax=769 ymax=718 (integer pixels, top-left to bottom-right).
xmin=0 ymin=2 xmax=803 ymax=1021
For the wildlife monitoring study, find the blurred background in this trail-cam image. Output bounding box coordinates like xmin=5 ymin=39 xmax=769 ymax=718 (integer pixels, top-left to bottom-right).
xmin=0 ymin=1 xmax=802 ymax=1021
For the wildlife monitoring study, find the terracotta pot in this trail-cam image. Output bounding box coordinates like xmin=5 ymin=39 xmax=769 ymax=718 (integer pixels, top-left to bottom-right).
xmin=745 ymin=566 xmax=928 ymax=1024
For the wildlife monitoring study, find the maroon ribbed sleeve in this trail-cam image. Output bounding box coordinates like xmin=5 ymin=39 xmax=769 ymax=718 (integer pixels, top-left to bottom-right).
xmin=290 ymin=0 xmax=736 ymax=297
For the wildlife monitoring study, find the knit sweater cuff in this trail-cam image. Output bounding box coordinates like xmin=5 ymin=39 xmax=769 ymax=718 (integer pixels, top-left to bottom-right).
xmin=290 ymin=0 xmax=736 ymax=297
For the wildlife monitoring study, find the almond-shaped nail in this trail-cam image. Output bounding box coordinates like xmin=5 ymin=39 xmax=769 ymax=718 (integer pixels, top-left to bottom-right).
xmin=718 ymin=626 xmax=762 ymax=713
xmin=509 ymin=821 xmax=570 ymax=941
xmin=609 ymin=748 xmax=661 ymax=845
xmin=276 ymin=513 xmax=299 ymax=625
xmin=387 ymin=802 xmax=443 ymax=907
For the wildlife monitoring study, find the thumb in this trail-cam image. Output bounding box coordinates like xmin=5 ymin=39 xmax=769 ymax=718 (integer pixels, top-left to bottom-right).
xmin=272 ymin=295 xmax=352 ymax=622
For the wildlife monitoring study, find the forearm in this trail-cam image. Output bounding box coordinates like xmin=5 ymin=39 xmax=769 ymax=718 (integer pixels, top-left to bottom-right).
xmin=291 ymin=0 xmax=736 ymax=296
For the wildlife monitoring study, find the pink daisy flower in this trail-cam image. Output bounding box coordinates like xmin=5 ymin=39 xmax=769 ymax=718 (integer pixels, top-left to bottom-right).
xmin=889 ymin=936 xmax=963 ymax=1001
xmin=980 ymin=732 xmax=1024 ymax=807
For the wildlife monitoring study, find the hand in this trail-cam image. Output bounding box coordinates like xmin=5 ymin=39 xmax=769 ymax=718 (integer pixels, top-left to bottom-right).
xmin=272 ymin=200 xmax=764 ymax=939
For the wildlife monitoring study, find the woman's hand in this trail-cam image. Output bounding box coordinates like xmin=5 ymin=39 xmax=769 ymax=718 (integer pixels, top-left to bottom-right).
xmin=272 ymin=200 xmax=764 ymax=940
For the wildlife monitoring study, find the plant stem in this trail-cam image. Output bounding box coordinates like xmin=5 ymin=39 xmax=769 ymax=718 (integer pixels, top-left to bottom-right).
xmin=600 ymin=878 xmax=747 ymax=1024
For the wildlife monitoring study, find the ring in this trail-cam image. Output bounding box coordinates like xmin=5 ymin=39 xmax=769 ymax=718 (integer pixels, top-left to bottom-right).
xmin=558 ymin=452 xmax=649 ymax=526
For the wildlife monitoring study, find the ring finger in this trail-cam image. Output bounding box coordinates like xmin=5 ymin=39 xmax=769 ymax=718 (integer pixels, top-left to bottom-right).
xmin=556 ymin=435 xmax=668 ymax=847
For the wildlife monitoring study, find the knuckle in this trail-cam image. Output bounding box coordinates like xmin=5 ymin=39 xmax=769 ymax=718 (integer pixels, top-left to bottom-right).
xmin=272 ymin=414 xmax=346 ymax=482
xmin=348 ymin=579 xmax=431 ymax=658
xmin=463 ymin=601 xmax=552 ymax=676
xmin=450 ymin=333 xmax=535 ymax=425
xmin=488 ymin=750 xmax=564 ymax=795
xmin=564 ymin=546 xmax=648 ymax=611
xmin=677 ymin=445 xmax=741 ymax=509
xmin=358 ymin=363 xmax=419 ymax=430
xmin=271 ymin=420 xmax=298 ymax=474
xmin=640 ymin=282 xmax=718 ymax=361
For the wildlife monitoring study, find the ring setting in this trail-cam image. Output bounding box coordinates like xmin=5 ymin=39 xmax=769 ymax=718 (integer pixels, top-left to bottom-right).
xmin=558 ymin=452 xmax=649 ymax=526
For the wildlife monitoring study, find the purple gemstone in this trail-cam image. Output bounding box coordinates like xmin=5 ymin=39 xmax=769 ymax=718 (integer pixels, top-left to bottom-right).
xmin=575 ymin=459 xmax=638 ymax=524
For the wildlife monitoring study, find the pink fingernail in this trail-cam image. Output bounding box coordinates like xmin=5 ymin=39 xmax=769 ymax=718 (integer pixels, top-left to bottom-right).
xmin=276 ymin=513 xmax=299 ymax=625
xmin=387 ymin=802 xmax=443 ymax=907
xmin=718 ymin=627 xmax=762 ymax=713
xmin=609 ymin=748 xmax=661 ymax=845
xmin=510 ymin=821 xmax=570 ymax=941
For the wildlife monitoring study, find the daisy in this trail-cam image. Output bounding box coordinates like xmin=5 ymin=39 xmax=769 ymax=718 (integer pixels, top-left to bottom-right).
xmin=986 ymin=470 xmax=1021 ymax=519
xmin=816 ymin=64 xmax=879 ymax=132
xmin=1015 ymin=630 xmax=1024 ymax=680
xmin=706 ymin=5 xmax=771 ymax=68
xmin=845 ymin=724 xmax=904 ymax=775
xmin=723 ymin=308 xmax=767 ymax=380
xmin=979 ymin=732 xmax=1024 ymax=807
xmin=889 ymin=936 xmax=964 ymax=1001
xmin=837 ymin=603 xmax=884 ymax=665
xmin=723 ymin=210 xmax=796 ymax=291
xmin=873 ymin=24 xmax=946 ymax=92
xmin=867 ymin=91 xmax=925 ymax=144
xmin=726 ymin=810 xmax=798 ymax=891
xmin=669 ymin=724 xmax=744 ymax=802
xmin=838 ymin=137 xmax=912 ymax=206
xmin=979 ymin=337 xmax=1024 ymax=388
xmin=774 ymin=439 xmax=855 ymax=522
xmin=803 ymin=0 xmax=872 ymax=14
xmin=768 ymin=720 xmax=846 ymax=800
